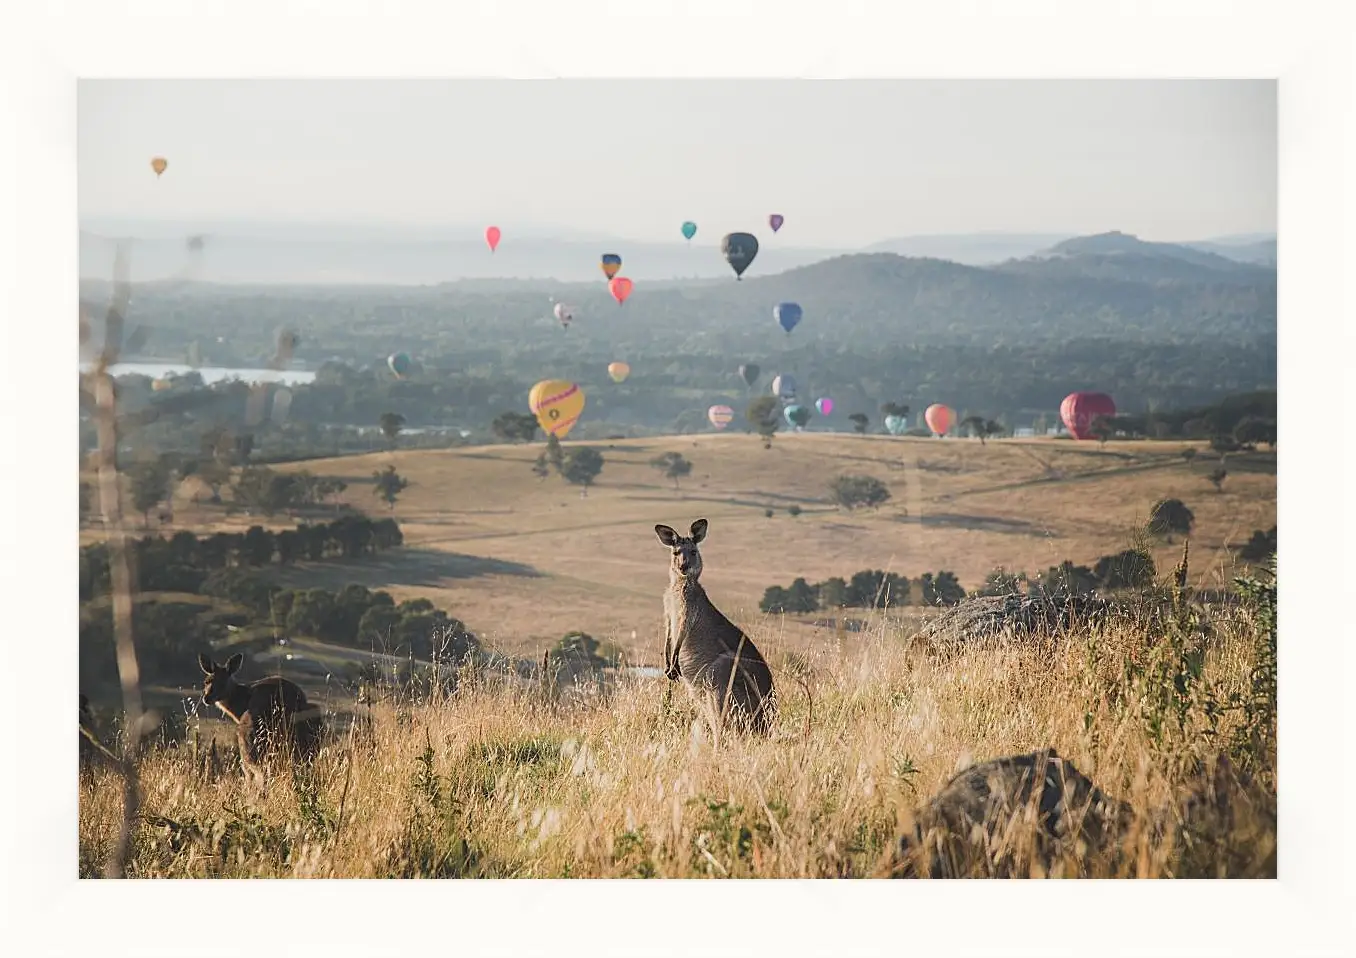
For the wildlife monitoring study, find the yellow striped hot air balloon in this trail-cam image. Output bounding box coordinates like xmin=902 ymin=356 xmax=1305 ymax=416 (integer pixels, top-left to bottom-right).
xmin=607 ymin=362 xmax=630 ymax=383
xmin=708 ymin=404 xmax=734 ymax=430
xmin=529 ymin=379 xmax=586 ymax=438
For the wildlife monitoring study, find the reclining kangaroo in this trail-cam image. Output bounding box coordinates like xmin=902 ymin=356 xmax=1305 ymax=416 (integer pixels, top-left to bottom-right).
xmin=655 ymin=518 xmax=776 ymax=735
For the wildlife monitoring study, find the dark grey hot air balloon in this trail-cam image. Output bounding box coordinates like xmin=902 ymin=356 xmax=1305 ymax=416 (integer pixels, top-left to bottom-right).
xmin=738 ymin=363 xmax=761 ymax=387
xmin=721 ymin=232 xmax=760 ymax=280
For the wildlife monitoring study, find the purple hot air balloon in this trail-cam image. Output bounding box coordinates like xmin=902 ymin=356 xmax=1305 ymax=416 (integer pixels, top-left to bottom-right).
xmin=769 ymin=214 xmax=785 ymax=233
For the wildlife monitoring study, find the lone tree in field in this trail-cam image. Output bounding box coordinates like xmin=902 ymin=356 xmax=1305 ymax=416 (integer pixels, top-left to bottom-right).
xmin=491 ymin=411 xmax=540 ymax=444
xmin=560 ymin=447 xmax=604 ymax=496
xmin=379 ymin=412 xmax=406 ymax=448
xmin=848 ymin=412 xmax=869 ymax=434
xmin=372 ymin=465 xmax=408 ymax=510
xmin=829 ymin=474 xmax=891 ymax=511
xmin=1206 ymin=467 xmax=1228 ymax=493
xmin=129 ymin=460 xmax=173 ymax=527
xmin=960 ymin=415 xmax=1004 ymax=446
xmin=746 ymin=396 xmax=781 ymax=449
xmin=531 ymin=453 xmax=551 ymax=481
xmin=650 ymin=451 xmax=693 ymax=490
xmin=1148 ymin=498 xmax=1195 ymax=542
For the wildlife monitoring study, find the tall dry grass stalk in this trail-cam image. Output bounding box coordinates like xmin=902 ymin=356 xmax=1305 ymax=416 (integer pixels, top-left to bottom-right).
xmin=77 ymin=601 xmax=1276 ymax=879
xmin=86 ymin=241 xmax=148 ymax=879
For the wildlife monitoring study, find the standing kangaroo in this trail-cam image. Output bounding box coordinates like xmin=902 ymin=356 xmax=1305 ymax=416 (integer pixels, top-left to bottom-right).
xmin=655 ymin=518 xmax=776 ymax=734
xmin=197 ymin=652 xmax=324 ymax=786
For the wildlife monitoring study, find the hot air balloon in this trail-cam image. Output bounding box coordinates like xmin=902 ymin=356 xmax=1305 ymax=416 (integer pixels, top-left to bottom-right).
xmin=681 ymin=221 xmax=697 ymax=242
xmin=784 ymin=404 xmax=810 ymax=428
xmin=485 ymin=226 xmax=502 ymax=253
xmin=529 ymin=380 xmax=586 ymax=439
xmin=924 ymin=403 xmax=955 ymax=437
xmin=771 ymin=373 xmax=797 ymax=402
xmin=152 ymin=378 xmax=173 ymax=392
xmin=768 ymin=214 xmax=784 ymax=233
xmin=708 ymin=405 xmax=734 ymax=430
xmin=151 ymin=156 xmax=168 ymax=177
xmin=609 ymin=276 xmax=634 ymax=305
xmin=721 ymin=232 xmax=759 ymax=280
xmin=884 ymin=415 xmax=908 ymax=436
xmin=774 ymin=302 xmax=803 ymax=335
xmin=816 ymin=397 xmax=834 ymax=416
xmin=554 ymin=302 xmax=574 ymax=329
xmin=388 ymin=352 xmax=413 ymax=379
xmin=600 ymin=253 xmax=622 ymax=280
xmin=608 ymin=361 xmax=630 ymax=383
xmin=738 ymin=363 xmax=761 ymax=387
xmin=1060 ymin=392 xmax=1117 ymax=440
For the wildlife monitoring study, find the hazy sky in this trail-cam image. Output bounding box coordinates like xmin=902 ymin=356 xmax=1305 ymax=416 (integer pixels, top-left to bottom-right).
xmin=78 ymin=79 xmax=1276 ymax=247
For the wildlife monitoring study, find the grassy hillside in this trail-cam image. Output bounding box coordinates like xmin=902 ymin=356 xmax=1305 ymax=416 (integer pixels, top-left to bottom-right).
xmin=130 ymin=433 xmax=1275 ymax=665
xmin=78 ymin=602 xmax=1276 ymax=878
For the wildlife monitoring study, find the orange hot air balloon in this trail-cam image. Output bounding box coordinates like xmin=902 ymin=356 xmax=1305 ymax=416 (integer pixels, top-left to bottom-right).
xmin=151 ymin=156 xmax=168 ymax=177
xmin=924 ymin=403 xmax=955 ymax=436
xmin=607 ymin=362 xmax=630 ymax=383
xmin=485 ymin=226 xmax=502 ymax=253
xmin=609 ymin=276 xmax=634 ymax=305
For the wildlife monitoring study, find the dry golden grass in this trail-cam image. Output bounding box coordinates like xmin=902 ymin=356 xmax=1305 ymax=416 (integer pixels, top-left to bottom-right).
xmin=78 ymin=600 xmax=1277 ymax=879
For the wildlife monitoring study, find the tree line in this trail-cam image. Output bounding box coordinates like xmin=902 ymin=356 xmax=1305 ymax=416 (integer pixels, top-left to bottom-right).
xmin=79 ymin=516 xmax=404 ymax=602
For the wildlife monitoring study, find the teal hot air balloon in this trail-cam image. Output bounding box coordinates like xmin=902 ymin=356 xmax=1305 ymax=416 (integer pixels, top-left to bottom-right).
xmin=388 ymin=352 xmax=413 ymax=379
xmin=681 ymin=221 xmax=697 ymax=242
xmin=721 ymin=232 xmax=759 ymax=280
xmin=784 ymin=404 xmax=810 ymax=429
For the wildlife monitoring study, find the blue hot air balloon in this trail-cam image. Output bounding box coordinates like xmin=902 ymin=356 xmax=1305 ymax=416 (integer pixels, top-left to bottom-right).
xmin=681 ymin=221 xmax=697 ymax=242
xmin=775 ymin=302 xmax=803 ymax=334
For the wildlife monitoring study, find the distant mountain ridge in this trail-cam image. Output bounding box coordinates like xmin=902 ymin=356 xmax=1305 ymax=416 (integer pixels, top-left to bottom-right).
xmin=78 ymin=217 xmax=1276 ymax=287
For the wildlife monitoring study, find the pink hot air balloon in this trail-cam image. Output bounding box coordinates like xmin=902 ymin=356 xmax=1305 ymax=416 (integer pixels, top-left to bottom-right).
xmin=609 ymin=276 xmax=634 ymax=305
xmin=924 ymin=403 xmax=955 ymax=437
xmin=1060 ymin=391 xmax=1117 ymax=440
xmin=708 ymin=405 xmax=735 ymax=430
xmin=485 ymin=226 xmax=502 ymax=253
xmin=769 ymin=214 xmax=784 ymax=233
xmin=815 ymin=397 xmax=833 ymax=416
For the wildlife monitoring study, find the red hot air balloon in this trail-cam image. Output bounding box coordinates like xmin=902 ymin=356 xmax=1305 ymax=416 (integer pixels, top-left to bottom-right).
xmin=609 ymin=276 xmax=634 ymax=305
xmin=1060 ymin=392 xmax=1117 ymax=440
xmin=485 ymin=226 xmax=502 ymax=253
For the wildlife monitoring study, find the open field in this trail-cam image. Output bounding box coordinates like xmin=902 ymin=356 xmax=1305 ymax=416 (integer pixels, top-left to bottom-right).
xmin=99 ymin=433 xmax=1275 ymax=668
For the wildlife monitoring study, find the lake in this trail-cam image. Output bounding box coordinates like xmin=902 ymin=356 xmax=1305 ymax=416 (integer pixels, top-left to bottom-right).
xmin=78 ymin=361 xmax=317 ymax=386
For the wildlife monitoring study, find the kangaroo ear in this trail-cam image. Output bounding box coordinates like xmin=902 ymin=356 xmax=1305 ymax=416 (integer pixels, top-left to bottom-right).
xmin=689 ymin=518 xmax=708 ymax=543
xmin=225 ymin=652 xmax=245 ymax=675
xmin=655 ymin=524 xmax=679 ymax=547
xmin=198 ymin=653 xmax=215 ymax=675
